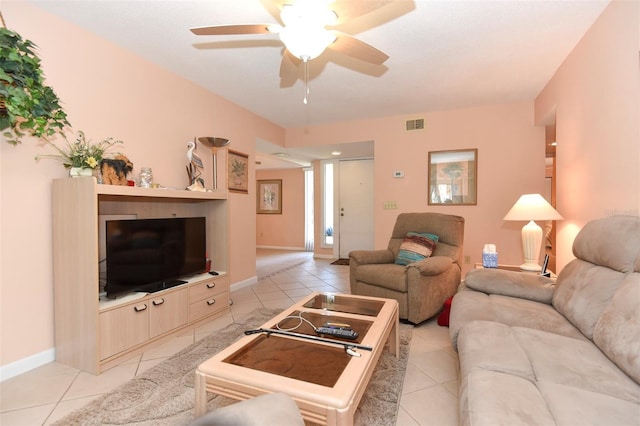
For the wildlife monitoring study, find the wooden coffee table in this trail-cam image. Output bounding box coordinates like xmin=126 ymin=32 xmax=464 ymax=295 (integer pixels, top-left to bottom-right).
xmin=194 ymin=292 xmax=399 ymax=425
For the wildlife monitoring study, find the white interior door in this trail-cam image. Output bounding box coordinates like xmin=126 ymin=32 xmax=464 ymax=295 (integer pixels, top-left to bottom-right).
xmin=338 ymin=159 xmax=374 ymax=258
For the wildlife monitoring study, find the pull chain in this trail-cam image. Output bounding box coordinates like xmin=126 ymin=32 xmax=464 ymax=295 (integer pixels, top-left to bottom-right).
xmin=303 ymin=56 xmax=310 ymax=105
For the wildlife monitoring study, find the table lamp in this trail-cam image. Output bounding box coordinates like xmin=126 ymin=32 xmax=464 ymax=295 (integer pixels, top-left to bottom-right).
xmin=503 ymin=193 xmax=563 ymax=271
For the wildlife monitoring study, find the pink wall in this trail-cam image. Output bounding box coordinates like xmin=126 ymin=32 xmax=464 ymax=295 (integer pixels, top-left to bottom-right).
xmin=1 ymin=2 xmax=284 ymax=370
xmin=256 ymin=168 xmax=306 ymax=249
xmin=535 ymin=0 xmax=640 ymax=270
xmin=3 ymin=0 xmax=636 ymax=378
xmin=286 ymin=103 xmax=548 ymax=274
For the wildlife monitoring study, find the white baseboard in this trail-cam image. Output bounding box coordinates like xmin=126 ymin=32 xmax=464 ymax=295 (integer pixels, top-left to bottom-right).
xmin=313 ymin=253 xmax=336 ymax=259
xmin=256 ymin=245 xmax=306 ymax=251
xmin=0 ymin=348 xmax=56 ymax=382
xmin=230 ymin=275 xmax=258 ymax=293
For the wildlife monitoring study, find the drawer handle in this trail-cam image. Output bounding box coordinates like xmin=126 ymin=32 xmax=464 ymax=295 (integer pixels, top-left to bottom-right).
xmin=134 ymin=304 xmax=147 ymax=312
xmin=207 ymin=299 xmax=216 ymax=306
xmin=207 ymin=282 xmax=216 ymax=289
xmin=152 ymin=298 xmax=165 ymax=306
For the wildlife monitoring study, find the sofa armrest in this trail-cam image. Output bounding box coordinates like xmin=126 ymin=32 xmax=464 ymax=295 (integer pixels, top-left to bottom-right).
xmin=349 ymin=249 xmax=395 ymax=265
xmin=408 ymin=256 xmax=454 ymax=276
xmin=465 ymin=268 xmax=556 ymax=304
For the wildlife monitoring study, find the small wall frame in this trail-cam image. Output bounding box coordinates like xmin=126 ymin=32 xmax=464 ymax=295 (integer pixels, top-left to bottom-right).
xmin=257 ymin=179 xmax=282 ymax=214
xmin=428 ymin=149 xmax=478 ymax=205
xmin=228 ymin=150 xmax=249 ymax=193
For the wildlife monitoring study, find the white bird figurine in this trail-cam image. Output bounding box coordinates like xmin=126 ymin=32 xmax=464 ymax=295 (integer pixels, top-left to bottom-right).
xmin=186 ymin=140 xmax=204 ymax=187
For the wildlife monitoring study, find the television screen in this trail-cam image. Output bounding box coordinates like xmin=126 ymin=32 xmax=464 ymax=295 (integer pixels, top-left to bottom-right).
xmin=105 ymin=217 xmax=206 ymax=298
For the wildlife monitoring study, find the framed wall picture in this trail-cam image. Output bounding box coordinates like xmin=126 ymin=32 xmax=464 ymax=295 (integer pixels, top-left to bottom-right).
xmin=257 ymin=179 xmax=282 ymax=214
xmin=227 ymin=150 xmax=249 ymax=193
xmin=428 ymin=149 xmax=478 ymax=205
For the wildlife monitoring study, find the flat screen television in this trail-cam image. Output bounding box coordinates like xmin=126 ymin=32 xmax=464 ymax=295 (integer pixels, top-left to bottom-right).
xmin=105 ymin=217 xmax=206 ymax=298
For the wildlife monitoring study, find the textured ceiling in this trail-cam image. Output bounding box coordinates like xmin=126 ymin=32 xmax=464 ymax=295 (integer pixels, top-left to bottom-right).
xmin=25 ymin=0 xmax=609 ymax=167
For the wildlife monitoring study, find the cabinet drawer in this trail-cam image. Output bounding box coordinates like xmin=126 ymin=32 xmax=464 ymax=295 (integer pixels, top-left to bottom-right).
xmin=100 ymin=301 xmax=149 ymax=360
xmin=149 ymin=288 xmax=188 ymax=338
xmin=189 ymin=276 xmax=229 ymax=303
xmin=190 ymin=291 xmax=229 ymax=322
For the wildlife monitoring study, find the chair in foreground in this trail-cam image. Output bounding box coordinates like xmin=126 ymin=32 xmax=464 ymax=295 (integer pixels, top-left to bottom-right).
xmin=349 ymin=212 xmax=465 ymax=324
xmin=191 ymin=393 xmax=304 ymax=426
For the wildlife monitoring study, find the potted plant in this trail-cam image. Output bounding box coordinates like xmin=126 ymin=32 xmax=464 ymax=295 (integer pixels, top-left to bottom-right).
xmin=35 ymin=130 xmax=123 ymax=176
xmin=231 ymin=158 xmax=246 ymax=185
xmin=0 ymin=26 xmax=70 ymax=145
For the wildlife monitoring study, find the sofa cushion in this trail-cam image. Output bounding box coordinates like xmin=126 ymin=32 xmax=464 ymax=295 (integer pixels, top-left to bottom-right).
xmin=552 ymin=259 xmax=627 ymax=340
xmin=395 ymin=232 xmax=437 ymax=265
xmin=354 ymin=263 xmax=407 ymax=292
xmin=465 ymin=268 xmax=555 ymax=304
xmin=460 ymin=369 xmax=555 ymax=426
xmin=457 ymin=321 xmax=640 ymax=426
xmin=538 ymin=382 xmax=640 ymax=426
xmin=552 ymin=215 xmax=640 ymax=340
xmin=571 ymin=215 xmax=640 ymax=274
xmin=593 ymin=273 xmax=640 ymax=383
xmin=449 ymin=289 xmax=586 ymax=351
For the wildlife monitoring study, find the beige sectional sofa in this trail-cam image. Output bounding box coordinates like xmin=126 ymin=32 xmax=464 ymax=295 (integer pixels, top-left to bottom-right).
xmin=449 ymin=215 xmax=640 ymax=425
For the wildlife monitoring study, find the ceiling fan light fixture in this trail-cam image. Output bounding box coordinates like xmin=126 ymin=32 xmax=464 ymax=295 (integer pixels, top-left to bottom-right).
xmin=279 ymin=26 xmax=336 ymax=60
xmin=267 ymin=24 xmax=283 ymax=33
xmin=280 ymin=1 xmax=337 ymax=28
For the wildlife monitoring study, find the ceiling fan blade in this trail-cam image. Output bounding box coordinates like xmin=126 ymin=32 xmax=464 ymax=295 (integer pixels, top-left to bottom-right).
xmin=280 ymin=50 xmax=301 ymax=87
xmin=331 ymin=0 xmax=394 ymax=24
xmin=262 ymin=0 xmax=286 ymax=22
xmin=190 ymin=24 xmax=272 ymax=36
xmin=329 ymin=31 xmax=389 ymax=65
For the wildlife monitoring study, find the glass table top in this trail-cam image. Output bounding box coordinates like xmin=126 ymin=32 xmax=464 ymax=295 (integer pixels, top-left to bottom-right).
xmin=223 ymin=334 xmax=351 ymax=387
xmin=302 ymin=293 xmax=384 ymax=316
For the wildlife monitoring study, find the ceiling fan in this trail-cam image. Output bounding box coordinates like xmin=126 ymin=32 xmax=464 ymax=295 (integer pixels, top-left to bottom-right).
xmin=190 ymin=0 xmax=392 ymax=103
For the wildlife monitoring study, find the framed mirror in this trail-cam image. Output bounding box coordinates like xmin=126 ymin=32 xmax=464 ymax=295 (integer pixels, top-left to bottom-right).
xmin=428 ymin=149 xmax=478 ymax=205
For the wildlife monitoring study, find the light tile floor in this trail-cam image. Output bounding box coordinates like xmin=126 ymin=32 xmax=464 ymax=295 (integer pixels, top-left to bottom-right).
xmin=0 ymin=249 xmax=459 ymax=425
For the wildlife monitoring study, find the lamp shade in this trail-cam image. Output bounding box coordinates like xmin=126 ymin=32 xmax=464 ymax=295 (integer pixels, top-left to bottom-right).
xmin=503 ymin=193 xmax=563 ymax=221
xmin=198 ymin=137 xmax=230 ymax=148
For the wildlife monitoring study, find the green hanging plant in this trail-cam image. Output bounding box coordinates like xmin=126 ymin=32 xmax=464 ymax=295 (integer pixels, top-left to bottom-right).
xmin=0 ymin=21 xmax=70 ymax=145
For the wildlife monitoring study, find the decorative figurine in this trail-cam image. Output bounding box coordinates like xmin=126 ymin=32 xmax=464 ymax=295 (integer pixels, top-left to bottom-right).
xmin=186 ymin=139 xmax=205 ymax=187
xmin=100 ymin=154 xmax=133 ymax=185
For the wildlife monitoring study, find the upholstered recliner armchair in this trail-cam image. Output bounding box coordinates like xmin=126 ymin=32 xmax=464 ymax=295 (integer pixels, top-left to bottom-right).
xmin=349 ymin=212 xmax=464 ymax=324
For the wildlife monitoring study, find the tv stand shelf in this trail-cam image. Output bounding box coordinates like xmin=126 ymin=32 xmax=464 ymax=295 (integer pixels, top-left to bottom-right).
xmin=52 ymin=177 xmax=230 ymax=375
xmin=96 ymin=183 xmax=228 ymax=201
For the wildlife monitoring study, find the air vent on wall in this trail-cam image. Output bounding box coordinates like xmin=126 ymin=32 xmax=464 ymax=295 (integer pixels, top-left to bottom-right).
xmin=405 ymin=118 xmax=425 ymax=131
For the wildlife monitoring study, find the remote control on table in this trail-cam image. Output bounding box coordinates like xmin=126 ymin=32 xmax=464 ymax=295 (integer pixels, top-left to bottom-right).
xmin=316 ymin=326 xmax=359 ymax=340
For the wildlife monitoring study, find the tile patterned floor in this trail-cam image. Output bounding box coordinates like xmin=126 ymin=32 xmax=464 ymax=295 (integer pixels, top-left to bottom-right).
xmin=0 ymin=249 xmax=459 ymax=425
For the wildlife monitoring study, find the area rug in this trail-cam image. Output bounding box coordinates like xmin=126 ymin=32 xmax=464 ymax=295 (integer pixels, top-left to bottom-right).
xmin=55 ymin=308 xmax=413 ymax=426
xmin=331 ymin=258 xmax=350 ymax=265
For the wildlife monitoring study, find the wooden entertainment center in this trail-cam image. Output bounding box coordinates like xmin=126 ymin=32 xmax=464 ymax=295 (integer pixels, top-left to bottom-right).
xmin=52 ymin=177 xmax=230 ymax=374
